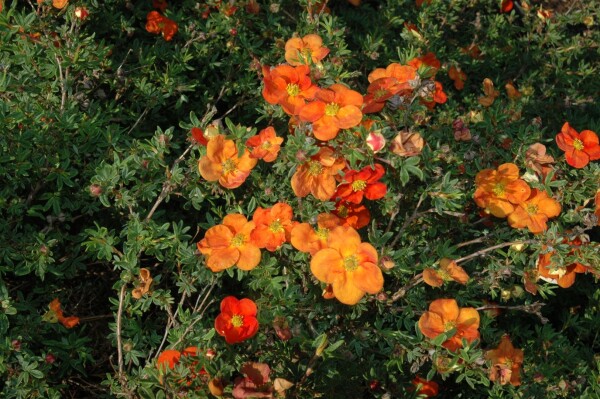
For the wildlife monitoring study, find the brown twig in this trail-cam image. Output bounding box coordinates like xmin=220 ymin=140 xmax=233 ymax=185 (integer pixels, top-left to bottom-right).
xmin=389 ymin=273 xmax=423 ymax=303
xmin=55 ymin=55 xmax=68 ymax=114
xmin=476 ymin=302 xmax=548 ymax=324
xmin=454 ymin=240 xmax=536 ymax=264
xmin=116 ymin=284 xmax=127 ymax=376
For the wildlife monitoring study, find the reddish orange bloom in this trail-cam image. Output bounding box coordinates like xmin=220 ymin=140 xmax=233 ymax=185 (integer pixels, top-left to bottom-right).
xmin=251 ymin=203 xmax=297 ymax=251
xmin=448 ymin=66 xmax=467 ymax=91
xmin=291 ymin=147 xmax=346 ymax=201
xmin=485 ymin=335 xmax=524 ymax=386
xmin=191 ymin=127 xmax=208 ymax=146
xmin=157 ymin=349 xmax=182 ymax=371
xmin=501 ymin=0 xmax=514 ymax=13
xmin=262 ymin=64 xmax=319 ymax=116
xmin=473 ymin=163 xmax=531 ymax=218
xmin=284 ymin=34 xmax=330 ymax=66
xmin=595 ymin=190 xmax=600 ymax=225
xmin=310 ymin=226 xmax=384 ymax=305
xmin=536 ymin=238 xmax=591 ymax=288
xmin=423 ymin=258 xmax=469 ymax=287
xmin=299 ymin=84 xmax=364 ymax=141
xmin=363 ymin=78 xmax=410 ymax=114
xmin=507 ymin=189 xmax=561 ymax=234
xmin=555 ymin=122 xmax=600 ymax=168
xmin=412 ymin=376 xmax=439 ymax=397
xmin=368 ymin=63 xmax=418 ymax=86
xmin=145 ymin=11 xmax=178 ymax=41
xmin=421 ymin=81 xmax=447 ymax=109
xmin=46 ymin=298 xmax=80 ymax=329
xmin=245 ymin=127 xmax=284 ymax=162
xmin=198 ymin=135 xmax=257 ymax=189
xmin=333 ymin=201 xmax=371 ymax=229
xmin=291 ymin=213 xmax=342 ymax=255
xmin=334 ymin=164 xmax=387 ymax=204
xmin=418 ymin=299 xmax=480 ymax=352
xmin=407 ymin=52 xmax=441 ymax=77
xmin=214 ymin=296 xmax=259 ymax=344
xmin=197 ymin=214 xmax=261 ymax=272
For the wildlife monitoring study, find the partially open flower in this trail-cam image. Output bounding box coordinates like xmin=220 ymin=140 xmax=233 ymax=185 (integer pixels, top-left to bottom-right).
xmin=525 ymin=143 xmax=555 ymax=179
xmin=423 ymin=258 xmax=469 ymax=287
xmin=132 ymin=268 xmax=153 ymax=299
xmin=485 ymin=335 xmax=524 ymax=386
xmin=390 ymin=131 xmax=424 ymax=157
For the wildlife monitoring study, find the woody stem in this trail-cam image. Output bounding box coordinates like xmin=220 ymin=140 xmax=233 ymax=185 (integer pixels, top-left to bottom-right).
xmin=476 ymin=302 xmax=548 ymax=324
xmin=454 ymin=240 xmax=536 ymax=264
xmin=389 ymin=273 xmax=424 ymax=303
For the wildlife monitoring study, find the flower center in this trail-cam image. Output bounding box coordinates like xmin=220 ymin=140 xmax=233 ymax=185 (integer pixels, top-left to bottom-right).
xmin=261 ymin=141 xmax=272 ymax=149
xmin=351 ymin=180 xmax=367 ymax=192
xmin=492 ymin=182 xmax=506 ymax=197
xmin=526 ymin=204 xmax=538 ymax=215
xmin=325 ymin=102 xmax=340 ymax=116
xmin=343 ymin=255 xmax=359 ymax=272
xmin=307 ymin=160 xmax=323 ymax=176
xmin=443 ymin=321 xmax=456 ymax=332
xmin=315 ymin=227 xmax=329 ymax=240
xmin=438 ymin=269 xmax=450 ymax=281
xmin=231 ymin=233 xmax=245 ymax=248
xmin=231 ymin=314 xmax=244 ymax=328
xmin=222 ymin=159 xmax=237 ymax=174
xmin=374 ymin=88 xmax=388 ymax=100
xmin=573 ymin=138 xmax=584 ymax=151
xmin=336 ymin=205 xmax=348 ymax=218
xmin=269 ymin=220 xmax=284 ymax=233
xmin=286 ymin=83 xmax=300 ymax=97
xmin=301 ymin=47 xmax=312 ymax=61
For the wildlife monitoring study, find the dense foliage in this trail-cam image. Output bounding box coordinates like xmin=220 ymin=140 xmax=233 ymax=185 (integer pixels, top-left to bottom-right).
xmin=1 ymin=0 xmax=599 ymax=398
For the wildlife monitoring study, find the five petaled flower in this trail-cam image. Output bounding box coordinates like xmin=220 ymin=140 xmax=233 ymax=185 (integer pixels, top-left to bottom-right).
xmin=251 ymin=203 xmax=297 ymax=251
xmin=334 ymin=164 xmax=387 ymax=204
xmin=291 ymin=147 xmax=346 ymax=201
xmin=418 ymin=298 xmax=480 ymax=352
xmin=555 ymin=122 xmax=600 ymax=169
xmin=485 ymin=335 xmax=524 ymax=386
xmin=284 ymin=34 xmax=330 ymax=66
xmin=245 ymin=126 xmax=284 ymax=162
xmin=198 ymin=135 xmax=257 ymax=189
xmin=215 ymin=296 xmax=259 ymax=344
xmin=507 ymin=189 xmax=561 ymax=234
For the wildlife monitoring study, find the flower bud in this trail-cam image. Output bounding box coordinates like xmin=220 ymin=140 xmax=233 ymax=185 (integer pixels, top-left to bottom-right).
xmin=89 ymin=184 xmax=102 ymax=197
xmin=45 ymin=353 xmax=56 ymax=364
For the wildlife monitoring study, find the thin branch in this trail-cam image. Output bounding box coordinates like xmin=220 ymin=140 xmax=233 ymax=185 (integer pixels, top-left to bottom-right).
xmin=476 ymin=302 xmax=548 ymax=324
xmin=126 ymin=106 xmax=149 ymax=135
xmin=454 ymin=240 xmax=536 ymax=264
xmin=389 ymin=273 xmax=423 ymax=303
xmin=55 ymin=55 xmax=67 ymax=114
xmin=116 ymin=284 xmax=127 ymax=376
xmin=456 ymin=237 xmax=486 ymax=248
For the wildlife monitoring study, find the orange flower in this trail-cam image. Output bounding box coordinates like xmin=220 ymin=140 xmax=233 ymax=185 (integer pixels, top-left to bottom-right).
xmin=333 ymin=201 xmax=371 ymax=229
xmin=157 ymin=349 xmax=182 ymax=371
xmin=473 ymin=163 xmax=531 ymax=218
xmin=478 ymin=78 xmax=500 ymax=107
xmin=214 ymin=296 xmax=259 ymax=344
xmin=251 ymin=203 xmax=297 ymax=251
xmin=407 ymin=52 xmax=441 ymax=77
xmin=501 ymin=0 xmax=514 ymax=13
xmin=132 ymin=268 xmax=153 ymax=299
xmin=197 ymin=214 xmax=261 ymax=271
xmin=555 ymin=122 xmax=600 ymax=168
xmin=411 ymin=376 xmax=439 ymax=397
xmin=310 ymin=226 xmax=383 ymax=305
xmin=525 ymin=143 xmax=555 ymax=179
xmin=507 ymin=189 xmax=561 ymax=234
xmin=334 ymin=164 xmax=387 ymax=204
xmin=420 ymin=81 xmax=447 ymax=109
xmin=448 ymin=66 xmax=467 ymax=91
xmin=45 ymin=298 xmax=80 ymax=329
xmin=423 ymin=258 xmax=469 ymax=287
xmin=485 ymin=335 xmax=524 ymax=386
xmin=291 ymin=147 xmax=346 ymax=201
xmin=245 ymin=126 xmax=284 ymax=162
xmin=291 ymin=213 xmax=342 ymax=255
xmin=145 ymin=11 xmax=178 ymax=41
xmin=418 ymin=298 xmax=480 ymax=352
xmin=299 ymin=84 xmax=364 ymax=141
xmin=368 ymin=63 xmax=418 ymax=86
xmin=262 ymin=64 xmax=319 ymax=116
xmin=363 ymin=78 xmax=409 ymax=114
xmin=284 ymin=34 xmax=330 ymax=66
xmin=595 ymin=190 xmax=600 ymax=225
xmin=536 ymin=237 xmax=591 ymax=288
xmin=505 ymin=82 xmax=521 ymax=99
xmin=53 ymin=0 xmax=68 ymax=9
xmin=198 ymin=135 xmax=257 ymax=189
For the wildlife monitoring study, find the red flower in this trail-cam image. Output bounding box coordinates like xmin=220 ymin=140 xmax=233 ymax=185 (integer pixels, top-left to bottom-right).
xmin=555 ymin=122 xmax=600 ymax=168
xmin=334 ymin=164 xmax=387 ymax=204
xmin=215 ymin=296 xmax=259 ymax=344
xmin=501 ymin=0 xmax=514 ymax=13
xmin=332 ymin=201 xmax=371 ymax=229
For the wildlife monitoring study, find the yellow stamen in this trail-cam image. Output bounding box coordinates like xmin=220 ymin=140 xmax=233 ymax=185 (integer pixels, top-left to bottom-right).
xmin=492 ymin=183 xmax=506 ymax=197
xmin=286 ymin=83 xmax=300 ymax=97
xmin=315 ymin=227 xmax=329 ymax=240
xmin=231 ymin=234 xmax=245 ymax=248
xmin=307 ymin=160 xmax=323 ymax=176
xmin=269 ymin=220 xmax=284 ymax=233
xmin=231 ymin=314 xmax=244 ymax=327
xmin=526 ymin=204 xmax=538 ymax=215
xmin=222 ymin=159 xmax=237 ymax=174
xmin=343 ymin=255 xmax=359 ymax=272
xmin=351 ymin=180 xmax=367 ymax=192
xmin=325 ymin=102 xmax=340 ymax=116
xmin=573 ymin=138 xmax=584 ymax=151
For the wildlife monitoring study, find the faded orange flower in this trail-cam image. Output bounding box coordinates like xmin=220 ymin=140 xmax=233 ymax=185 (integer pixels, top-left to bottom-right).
xmin=132 ymin=268 xmax=153 ymax=299
xmin=525 ymin=143 xmax=555 ymax=179
xmin=473 ymin=163 xmax=531 ymax=218
xmin=245 ymin=126 xmax=284 ymax=162
xmin=536 ymin=237 xmax=592 ymax=288
xmin=505 ymin=82 xmax=521 ymax=99
xmin=197 ymin=214 xmax=261 ymax=272
xmin=251 ymin=203 xmax=297 ymax=251
xmin=485 ymin=335 xmax=524 ymax=386
xmin=198 ymin=135 xmax=257 ymax=189
xmin=423 ymin=258 xmax=469 ymax=287
xmin=507 ymin=189 xmax=561 ymax=234
xmin=284 ymin=34 xmax=330 ymax=66
xmin=310 ymin=226 xmax=384 ymax=305
xmin=291 ymin=147 xmax=346 ymax=201
xmin=299 ymin=84 xmax=364 ymax=141
xmin=368 ymin=63 xmax=418 ymax=86
xmin=418 ymin=298 xmax=480 ymax=351
xmin=448 ymin=66 xmax=467 ymax=91
xmin=478 ymin=78 xmax=500 ymax=107
xmin=390 ymin=131 xmax=424 ymax=157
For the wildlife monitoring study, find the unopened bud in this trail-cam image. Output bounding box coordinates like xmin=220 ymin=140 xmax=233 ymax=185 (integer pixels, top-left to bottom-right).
xmin=89 ymin=184 xmax=102 ymax=197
